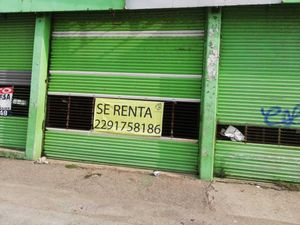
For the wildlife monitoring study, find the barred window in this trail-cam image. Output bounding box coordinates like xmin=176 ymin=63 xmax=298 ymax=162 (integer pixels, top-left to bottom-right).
xmin=46 ymin=95 xmax=200 ymax=140
xmin=217 ymin=125 xmax=300 ymax=147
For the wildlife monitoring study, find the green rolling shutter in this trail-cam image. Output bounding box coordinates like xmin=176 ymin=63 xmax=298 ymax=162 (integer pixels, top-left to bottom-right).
xmin=44 ymin=9 xmax=205 ymax=173
xmin=218 ymin=5 xmax=300 ymax=126
xmin=48 ymin=9 xmax=204 ymax=100
xmin=45 ymin=130 xmax=199 ymax=173
xmin=215 ymin=141 xmax=300 ymax=183
xmin=0 ymin=14 xmax=35 ymax=150
xmin=215 ymin=5 xmax=300 ymax=183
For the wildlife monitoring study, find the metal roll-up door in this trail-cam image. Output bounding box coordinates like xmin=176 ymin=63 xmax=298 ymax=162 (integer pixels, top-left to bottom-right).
xmin=215 ymin=5 xmax=300 ymax=183
xmin=0 ymin=14 xmax=34 ymax=150
xmin=44 ymin=9 xmax=205 ymax=173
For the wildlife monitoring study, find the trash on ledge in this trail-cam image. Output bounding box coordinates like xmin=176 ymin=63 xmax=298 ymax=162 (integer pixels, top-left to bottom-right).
xmin=220 ymin=125 xmax=245 ymax=142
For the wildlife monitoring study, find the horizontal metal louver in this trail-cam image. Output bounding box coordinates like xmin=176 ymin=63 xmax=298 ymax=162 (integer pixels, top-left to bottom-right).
xmin=49 ymin=9 xmax=205 ymax=101
xmin=45 ymin=9 xmax=204 ymax=173
xmin=0 ymin=14 xmax=35 ymax=150
xmin=218 ymin=5 xmax=300 ymax=128
xmin=0 ymin=117 xmax=28 ymax=149
xmin=44 ymin=130 xmax=199 ymax=173
xmin=0 ymin=71 xmax=31 ymax=86
xmin=215 ymin=5 xmax=300 ymax=183
xmin=215 ymin=141 xmax=300 ymax=183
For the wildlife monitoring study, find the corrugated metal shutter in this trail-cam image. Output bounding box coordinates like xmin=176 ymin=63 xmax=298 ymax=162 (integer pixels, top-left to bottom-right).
xmin=0 ymin=14 xmax=35 ymax=150
xmin=44 ymin=9 xmax=205 ymax=173
xmin=215 ymin=141 xmax=300 ymax=183
xmin=218 ymin=5 xmax=300 ymax=126
xmin=45 ymin=130 xmax=199 ymax=173
xmin=215 ymin=5 xmax=300 ymax=183
xmin=48 ymin=9 xmax=204 ymax=100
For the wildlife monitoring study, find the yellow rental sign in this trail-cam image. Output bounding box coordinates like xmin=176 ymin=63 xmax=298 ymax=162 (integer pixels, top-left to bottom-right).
xmin=93 ymin=98 xmax=164 ymax=136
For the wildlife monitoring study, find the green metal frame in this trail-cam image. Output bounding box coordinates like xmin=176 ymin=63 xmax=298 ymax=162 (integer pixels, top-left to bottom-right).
xmin=0 ymin=0 xmax=124 ymax=13
xmin=25 ymin=14 xmax=51 ymax=160
xmin=199 ymin=8 xmax=222 ymax=180
xmin=22 ymin=8 xmax=224 ymax=175
xmin=283 ymin=0 xmax=300 ymax=3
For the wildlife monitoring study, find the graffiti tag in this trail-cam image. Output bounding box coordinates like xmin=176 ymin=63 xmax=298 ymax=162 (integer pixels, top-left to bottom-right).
xmin=261 ymin=105 xmax=300 ymax=126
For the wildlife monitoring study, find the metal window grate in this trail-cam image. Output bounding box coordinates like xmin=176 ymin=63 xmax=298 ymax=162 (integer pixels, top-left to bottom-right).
xmin=46 ymin=95 xmax=200 ymax=140
xmin=217 ymin=125 xmax=300 ymax=147
xmin=173 ymin=102 xmax=199 ymax=139
xmin=46 ymin=96 xmax=93 ymax=130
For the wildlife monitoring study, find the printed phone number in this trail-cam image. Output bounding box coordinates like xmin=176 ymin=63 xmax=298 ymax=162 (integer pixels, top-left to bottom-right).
xmin=0 ymin=110 xmax=9 ymax=116
xmin=94 ymin=119 xmax=161 ymax=134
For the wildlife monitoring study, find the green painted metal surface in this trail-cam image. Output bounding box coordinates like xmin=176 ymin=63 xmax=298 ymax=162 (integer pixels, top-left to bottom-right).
xmin=215 ymin=141 xmax=300 ymax=183
xmin=0 ymin=117 xmax=28 ymax=149
xmin=53 ymin=10 xmax=205 ymax=32
xmin=283 ymin=0 xmax=300 ymax=3
xmin=49 ymin=9 xmax=205 ymax=99
xmin=200 ymin=8 xmax=222 ymax=180
xmin=44 ymin=130 xmax=199 ymax=173
xmin=218 ymin=5 xmax=300 ymax=128
xmin=216 ymin=5 xmax=300 ymax=183
xmin=49 ymin=74 xmax=201 ymax=99
xmin=46 ymin=9 xmax=205 ymax=172
xmin=0 ymin=14 xmax=35 ymax=71
xmin=26 ymin=14 xmax=51 ymax=160
xmin=0 ymin=14 xmax=35 ymax=150
xmin=0 ymin=0 xmax=124 ymax=13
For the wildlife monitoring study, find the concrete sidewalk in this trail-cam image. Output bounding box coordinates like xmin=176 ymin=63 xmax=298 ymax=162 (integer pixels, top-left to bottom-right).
xmin=0 ymin=158 xmax=299 ymax=225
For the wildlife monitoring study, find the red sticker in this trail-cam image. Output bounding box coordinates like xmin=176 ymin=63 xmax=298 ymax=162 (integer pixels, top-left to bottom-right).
xmin=0 ymin=87 xmax=13 ymax=94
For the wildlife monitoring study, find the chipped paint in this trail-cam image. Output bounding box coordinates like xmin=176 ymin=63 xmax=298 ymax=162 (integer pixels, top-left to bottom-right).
xmin=206 ymin=25 xmax=220 ymax=81
xmin=200 ymin=8 xmax=222 ymax=180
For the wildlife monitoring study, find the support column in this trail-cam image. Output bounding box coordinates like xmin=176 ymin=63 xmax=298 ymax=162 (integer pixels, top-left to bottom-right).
xmin=199 ymin=8 xmax=222 ymax=180
xmin=26 ymin=14 xmax=51 ymax=160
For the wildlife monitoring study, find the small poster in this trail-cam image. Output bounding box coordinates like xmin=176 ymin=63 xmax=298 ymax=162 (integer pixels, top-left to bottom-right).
xmin=0 ymin=87 xmax=13 ymax=116
xmin=93 ymin=98 xmax=164 ymax=136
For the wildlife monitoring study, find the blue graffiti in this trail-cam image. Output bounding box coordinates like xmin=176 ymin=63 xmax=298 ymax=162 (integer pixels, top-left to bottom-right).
xmin=261 ymin=105 xmax=300 ymax=126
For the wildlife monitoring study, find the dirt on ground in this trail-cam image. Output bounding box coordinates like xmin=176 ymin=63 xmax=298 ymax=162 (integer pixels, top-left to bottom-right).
xmin=0 ymin=158 xmax=299 ymax=225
